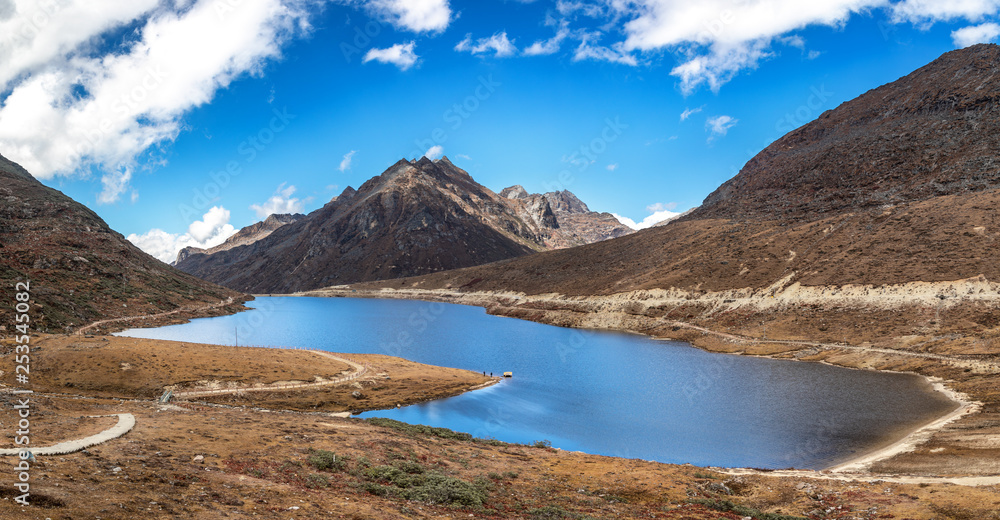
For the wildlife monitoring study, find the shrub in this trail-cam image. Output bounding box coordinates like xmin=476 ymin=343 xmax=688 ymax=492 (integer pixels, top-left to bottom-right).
xmin=532 ymin=439 xmax=552 ymax=449
xmin=403 ymin=473 xmax=488 ymax=507
xmin=366 ymin=418 xmax=474 ymax=442
xmin=688 ymin=498 xmax=809 ymax=520
xmin=395 ymin=461 xmax=425 ymax=474
xmin=306 ymin=474 xmax=329 ymax=488
xmin=308 ymin=449 xmax=347 ymax=471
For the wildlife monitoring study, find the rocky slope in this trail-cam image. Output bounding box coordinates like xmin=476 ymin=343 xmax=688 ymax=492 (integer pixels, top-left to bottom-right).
xmin=175 ymin=213 xmax=303 ymax=264
xmin=0 ymin=153 xmax=244 ymax=334
xmin=499 ymin=185 xmax=634 ymax=248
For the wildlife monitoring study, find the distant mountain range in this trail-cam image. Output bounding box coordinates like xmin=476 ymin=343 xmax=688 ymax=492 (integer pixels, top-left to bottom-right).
xmin=349 ymin=44 xmax=1000 ymax=297
xmin=174 ymin=156 xmax=632 ymax=293
xmin=0 ymin=153 xmax=242 ymax=333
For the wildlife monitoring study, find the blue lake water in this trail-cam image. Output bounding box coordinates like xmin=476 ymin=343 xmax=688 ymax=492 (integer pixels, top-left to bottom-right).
xmin=118 ymin=296 xmax=957 ymax=469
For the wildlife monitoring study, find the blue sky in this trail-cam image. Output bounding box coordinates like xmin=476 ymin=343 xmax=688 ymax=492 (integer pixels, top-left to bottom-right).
xmin=1 ymin=1 xmax=999 ymax=262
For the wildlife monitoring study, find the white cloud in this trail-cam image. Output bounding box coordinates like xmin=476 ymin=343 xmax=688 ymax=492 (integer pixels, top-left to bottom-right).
xmin=424 ymin=145 xmax=444 ymax=160
xmin=250 ymin=183 xmax=306 ymax=220
xmin=363 ymin=41 xmax=418 ymax=70
xmin=593 ymin=0 xmax=1000 ymax=94
xmin=952 ymin=22 xmax=1000 ymax=47
xmin=612 ymin=207 xmax=681 ymax=230
xmin=572 ymin=33 xmax=637 ymax=64
xmin=679 ymin=106 xmax=703 ymax=121
xmin=600 ymin=1 xmax=885 ymax=94
xmin=127 ymin=206 xmax=237 ymax=263
xmin=646 ymin=201 xmax=678 ymax=212
xmin=556 ymin=1 xmax=606 ymax=18
xmin=0 ymin=0 xmax=317 ymax=203
xmin=339 ymin=150 xmax=356 ymax=171
xmin=367 ymin=0 xmax=451 ymax=32
xmin=524 ymin=26 xmax=570 ymax=55
xmin=455 ymin=153 xmax=471 ymax=160
xmin=606 ymin=163 xmax=618 ymax=171
xmin=455 ymin=32 xmax=517 ymax=57
xmin=706 ymin=115 xmax=738 ymax=140
xmin=892 ymin=0 xmax=1000 ymax=24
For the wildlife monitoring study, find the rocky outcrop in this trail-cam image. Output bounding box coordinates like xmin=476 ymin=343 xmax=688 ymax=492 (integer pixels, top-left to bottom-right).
xmin=498 ymin=185 xmax=633 ymax=248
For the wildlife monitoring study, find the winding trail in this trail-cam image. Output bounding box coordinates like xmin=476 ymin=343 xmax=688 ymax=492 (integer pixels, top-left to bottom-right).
xmin=171 ymin=351 xmax=369 ymax=399
xmin=0 ymin=414 xmax=135 ymax=456
xmin=661 ymin=319 xmax=1000 ymax=373
xmin=74 ymin=297 xmax=235 ymax=336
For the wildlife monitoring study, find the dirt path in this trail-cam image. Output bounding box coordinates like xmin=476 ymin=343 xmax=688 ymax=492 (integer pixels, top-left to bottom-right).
xmin=661 ymin=319 xmax=1000 ymax=373
xmin=0 ymin=414 xmax=135 ymax=456
xmin=73 ymin=297 xmax=235 ymax=336
xmin=718 ymin=467 xmax=1000 ymax=486
xmin=171 ymin=351 xmax=369 ymax=399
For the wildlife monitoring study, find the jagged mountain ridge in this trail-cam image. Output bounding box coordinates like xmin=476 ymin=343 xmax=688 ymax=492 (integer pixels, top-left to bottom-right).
xmin=0 ymin=153 xmax=244 ymax=333
xmin=499 ymin=185 xmax=634 ymax=248
xmin=349 ymin=44 xmax=1000 ymax=296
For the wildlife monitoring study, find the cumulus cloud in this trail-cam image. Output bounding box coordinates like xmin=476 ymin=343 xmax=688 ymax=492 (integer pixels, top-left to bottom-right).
xmin=366 ymin=0 xmax=451 ymax=32
xmin=0 ymin=0 xmax=317 ymax=203
xmin=952 ymin=22 xmax=1000 ymax=47
xmin=892 ymin=0 xmax=1000 ymax=24
xmin=590 ymin=0 xmax=1000 ymax=94
xmin=423 ymin=145 xmax=444 ymax=160
xmin=127 ymin=206 xmax=237 ymax=263
xmin=455 ymin=32 xmax=517 ymax=57
xmin=706 ymin=115 xmax=738 ymax=141
xmin=363 ymin=41 xmax=418 ymax=70
xmin=679 ymin=106 xmax=703 ymax=121
xmin=339 ymin=150 xmax=356 ymax=171
xmin=250 ymin=183 xmax=306 ymax=220
xmin=606 ymin=163 xmax=618 ymax=171
xmin=612 ymin=206 xmax=681 ymax=230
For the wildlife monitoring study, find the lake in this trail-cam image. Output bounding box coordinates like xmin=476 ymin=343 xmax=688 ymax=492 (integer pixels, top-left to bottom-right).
xmin=118 ymin=296 xmax=957 ymax=469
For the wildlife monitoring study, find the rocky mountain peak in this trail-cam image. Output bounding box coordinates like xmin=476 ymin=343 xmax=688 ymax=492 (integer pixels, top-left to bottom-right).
xmin=500 ymin=185 xmax=529 ymax=200
xmin=544 ymin=190 xmax=590 ymax=214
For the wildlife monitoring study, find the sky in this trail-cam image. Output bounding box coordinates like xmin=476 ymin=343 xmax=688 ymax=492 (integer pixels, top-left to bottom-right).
xmin=2 ymin=0 xmax=999 ymax=262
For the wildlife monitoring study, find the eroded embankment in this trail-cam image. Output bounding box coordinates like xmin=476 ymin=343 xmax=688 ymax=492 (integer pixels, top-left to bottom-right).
xmin=302 ymin=276 xmax=1000 ymax=478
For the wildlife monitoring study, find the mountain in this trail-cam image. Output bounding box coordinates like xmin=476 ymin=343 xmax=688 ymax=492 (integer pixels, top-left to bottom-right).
xmin=499 ymin=186 xmax=634 ymax=248
xmin=175 ymin=157 xmax=631 ymax=294
xmin=175 ymin=157 xmax=552 ymax=293
xmin=348 ymin=44 xmax=1000 ymax=297
xmin=175 ymin=212 xmax=303 ymax=264
xmin=0 ymin=153 xmax=244 ymax=334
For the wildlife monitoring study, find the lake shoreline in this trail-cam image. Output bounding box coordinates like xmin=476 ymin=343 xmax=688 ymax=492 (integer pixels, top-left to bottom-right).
xmin=297 ymin=286 xmax=990 ymax=479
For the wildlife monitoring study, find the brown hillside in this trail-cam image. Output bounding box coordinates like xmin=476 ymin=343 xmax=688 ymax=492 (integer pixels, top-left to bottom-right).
xmin=0 ymin=153 xmax=245 ymax=333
